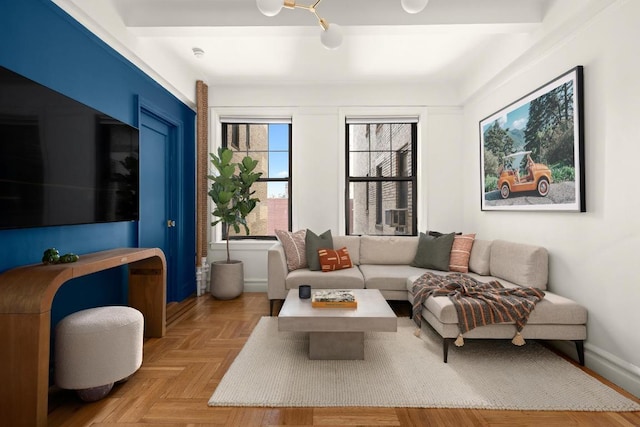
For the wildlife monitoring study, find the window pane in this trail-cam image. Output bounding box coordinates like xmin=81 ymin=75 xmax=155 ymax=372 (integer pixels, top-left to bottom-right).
xmin=222 ymin=121 xmax=291 ymax=238
xmin=370 ymin=151 xmax=393 ymax=177
xmin=226 ymin=181 xmax=289 ymax=238
xmin=348 ymin=181 xmax=413 ymax=236
xmin=248 ymin=124 xmax=268 ymax=151
xmin=269 ymin=124 xmax=289 ymax=151
xmin=268 ymin=151 xmax=289 ymax=179
xmin=226 ymin=181 xmax=269 ymax=237
xmin=350 ymin=151 xmax=396 ymax=177
xmin=348 ymin=124 xmax=371 ymax=150
xmin=266 ymin=181 xmax=288 ymax=235
xmin=349 ymin=151 xmax=370 ymax=176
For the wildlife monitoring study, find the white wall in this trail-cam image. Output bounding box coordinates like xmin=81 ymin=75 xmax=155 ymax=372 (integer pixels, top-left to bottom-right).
xmin=207 ymin=85 xmax=463 ymax=291
xmin=460 ymin=0 xmax=640 ymax=396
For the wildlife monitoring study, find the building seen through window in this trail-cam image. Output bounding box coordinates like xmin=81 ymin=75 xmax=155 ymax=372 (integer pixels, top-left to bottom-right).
xmin=346 ymin=121 xmax=417 ymax=236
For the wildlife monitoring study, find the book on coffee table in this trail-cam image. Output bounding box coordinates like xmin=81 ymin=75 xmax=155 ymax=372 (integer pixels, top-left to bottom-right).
xmin=311 ymin=290 xmax=357 ymax=308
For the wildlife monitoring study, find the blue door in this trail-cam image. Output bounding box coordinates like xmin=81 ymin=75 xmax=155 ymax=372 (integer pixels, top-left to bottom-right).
xmin=139 ymin=111 xmax=178 ymax=301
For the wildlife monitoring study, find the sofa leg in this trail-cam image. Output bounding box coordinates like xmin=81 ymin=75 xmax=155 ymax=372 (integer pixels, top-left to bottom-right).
xmin=270 ymin=299 xmax=284 ymax=316
xmin=443 ymin=338 xmax=451 ymax=363
xmin=574 ymin=340 xmax=585 ymax=366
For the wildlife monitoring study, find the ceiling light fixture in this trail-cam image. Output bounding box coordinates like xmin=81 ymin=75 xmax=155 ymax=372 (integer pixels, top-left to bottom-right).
xmin=257 ymin=0 xmax=428 ymax=49
xmin=401 ymin=0 xmax=429 ymax=14
xmin=256 ymin=0 xmax=342 ymax=50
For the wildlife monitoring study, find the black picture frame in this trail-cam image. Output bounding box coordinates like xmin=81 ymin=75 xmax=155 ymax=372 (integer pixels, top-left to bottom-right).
xmin=479 ymin=66 xmax=585 ymax=212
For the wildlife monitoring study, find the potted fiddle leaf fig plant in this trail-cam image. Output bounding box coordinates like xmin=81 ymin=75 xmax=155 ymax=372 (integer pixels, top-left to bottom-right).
xmin=207 ymin=147 xmax=262 ymax=299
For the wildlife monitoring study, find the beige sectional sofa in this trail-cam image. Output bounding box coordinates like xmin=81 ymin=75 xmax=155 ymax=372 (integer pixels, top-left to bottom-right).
xmin=267 ymin=235 xmax=588 ymax=364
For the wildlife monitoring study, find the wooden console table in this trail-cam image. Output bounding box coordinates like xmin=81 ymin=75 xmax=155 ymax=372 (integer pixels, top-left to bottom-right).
xmin=0 ymin=247 xmax=166 ymax=427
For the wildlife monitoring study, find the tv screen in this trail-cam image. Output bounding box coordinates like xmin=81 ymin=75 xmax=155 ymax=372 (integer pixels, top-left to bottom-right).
xmin=0 ymin=65 xmax=139 ymax=230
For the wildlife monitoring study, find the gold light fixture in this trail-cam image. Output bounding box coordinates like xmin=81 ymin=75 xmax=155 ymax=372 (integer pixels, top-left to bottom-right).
xmin=256 ymin=0 xmax=342 ymax=49
xmin=256 ymin=0 xmax=429 ymax=49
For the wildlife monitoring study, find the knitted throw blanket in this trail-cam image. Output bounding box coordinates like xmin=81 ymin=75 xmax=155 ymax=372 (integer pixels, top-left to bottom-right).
xmin=412 ymin=272 xmax=545 ymax=346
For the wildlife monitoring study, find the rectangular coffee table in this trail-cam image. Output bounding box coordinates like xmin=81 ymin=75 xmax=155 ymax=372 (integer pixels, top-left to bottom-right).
xmin=278 ymin=289 xmax=397 ymax=360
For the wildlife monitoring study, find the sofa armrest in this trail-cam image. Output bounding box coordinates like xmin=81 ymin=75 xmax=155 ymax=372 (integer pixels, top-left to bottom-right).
xmin=267 ymin=242 xmax=288 ymax=300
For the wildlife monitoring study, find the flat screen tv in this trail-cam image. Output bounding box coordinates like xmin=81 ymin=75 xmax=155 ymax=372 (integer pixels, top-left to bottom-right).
xmin=0 ymin=65 xmax=139 ymax=230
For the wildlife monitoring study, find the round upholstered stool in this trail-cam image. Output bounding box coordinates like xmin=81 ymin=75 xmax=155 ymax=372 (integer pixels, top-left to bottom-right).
xmin=54 ymin=306 xmax=144 ymax=402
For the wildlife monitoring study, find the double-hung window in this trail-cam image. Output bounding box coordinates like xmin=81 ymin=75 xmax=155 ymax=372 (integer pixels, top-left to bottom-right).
xmin=346 ymin=119 xmax=417 ymax=236
xmin=220 ymin=119 xmax=291 ymax=239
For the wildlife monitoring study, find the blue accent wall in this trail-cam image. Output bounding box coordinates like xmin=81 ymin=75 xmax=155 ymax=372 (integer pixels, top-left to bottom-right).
xmin=0 ymin=0 xmax=196 ymax=322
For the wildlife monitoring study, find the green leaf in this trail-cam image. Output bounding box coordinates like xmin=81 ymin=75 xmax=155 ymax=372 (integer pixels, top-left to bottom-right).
xmin=241 ymin=156 xmax=258 ymax=172
xmin=220 ymin=147 xmax=233 ymax=165
xmin=221 ymin=164 xmax=235 ymax=178
xmin=217 ymin=191 xmax=233 ymax=205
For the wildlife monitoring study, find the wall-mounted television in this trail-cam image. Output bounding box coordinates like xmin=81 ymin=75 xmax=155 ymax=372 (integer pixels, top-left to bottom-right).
xmin=0 ymin=65 xmax=139 ymax=230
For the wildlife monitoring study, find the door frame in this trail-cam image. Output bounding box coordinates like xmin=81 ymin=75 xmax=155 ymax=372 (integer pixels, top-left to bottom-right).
xmin=137 ymin=96 xmax=186 ymax=302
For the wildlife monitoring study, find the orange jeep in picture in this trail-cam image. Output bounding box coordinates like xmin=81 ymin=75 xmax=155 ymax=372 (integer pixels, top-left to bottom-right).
xmin=497 ymin=151 xmax=552 ymax=199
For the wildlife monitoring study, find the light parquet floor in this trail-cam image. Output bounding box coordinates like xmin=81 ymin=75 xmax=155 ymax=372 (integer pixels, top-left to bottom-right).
xmin=48 ymin=293 xmax=640 ymax=427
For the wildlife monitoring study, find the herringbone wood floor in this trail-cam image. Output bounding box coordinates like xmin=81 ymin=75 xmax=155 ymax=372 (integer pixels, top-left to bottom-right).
xmin=48 ymin=293 xmax=640 ymax=426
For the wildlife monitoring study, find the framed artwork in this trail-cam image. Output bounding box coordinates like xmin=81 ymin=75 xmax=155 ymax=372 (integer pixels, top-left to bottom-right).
xmin=479 ymin=66 xmax=585 ymax=212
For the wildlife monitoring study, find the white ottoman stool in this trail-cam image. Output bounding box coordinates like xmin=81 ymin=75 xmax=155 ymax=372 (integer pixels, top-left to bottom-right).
xmin=55 ymin=306 xmax=144 ymax=402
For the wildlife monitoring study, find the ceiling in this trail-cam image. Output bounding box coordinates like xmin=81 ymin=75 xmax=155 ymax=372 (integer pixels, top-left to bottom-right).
xmin=53 ymin=0 xmax=578 ymax=103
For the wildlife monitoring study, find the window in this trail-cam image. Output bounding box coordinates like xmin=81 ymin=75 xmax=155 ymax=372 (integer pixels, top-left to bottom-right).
xmin=221 ymin=120 xmax=291 ymax=239
xmin=346 ymin=120 xmax=417 ymax=236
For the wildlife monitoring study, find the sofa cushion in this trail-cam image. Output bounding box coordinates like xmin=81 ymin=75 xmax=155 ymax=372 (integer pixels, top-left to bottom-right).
xmin=422 ymin=286 xmax=587 ymax=326
xmin=360 ymin=264 xmax=427 ymax=291
xmin=332 ymin=235 xmax=361 ymax=265
xmin=411 ymin=232 xmax=455 ymax=271
xmin=468 ymin=239 xmax=491 ymax=275
xmin=406 ymin=274 xmax=586 ymax=326
xmin=305 ymin=229 xmax=333 ymax=271
xmin=275 ymin=229 xmax=307 ymax=271
xmin=449 ymin=233 xmax=475 ymax=273
xmin=490 ymin=240 xmax=548 ymax=289
xmin=285 ymin=267 xmax=364 ymax=289
xmin=360 ymin=235 xmax=419 ymax=265
xmin=318 ymin=247 xmax=353 ymax=272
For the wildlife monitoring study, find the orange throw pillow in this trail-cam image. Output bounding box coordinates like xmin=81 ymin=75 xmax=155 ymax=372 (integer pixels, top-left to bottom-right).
xmin=449 ymin=233 xmax=476 ymax=273
xmin=318 ymin=247 xmax=353 ymax=272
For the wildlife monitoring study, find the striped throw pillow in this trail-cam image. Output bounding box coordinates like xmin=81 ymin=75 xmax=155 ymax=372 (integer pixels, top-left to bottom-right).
xmin=275 ymin=229 xmax=307 ymax=271
xmin=449 ymin=233 xmax=476 ymax=273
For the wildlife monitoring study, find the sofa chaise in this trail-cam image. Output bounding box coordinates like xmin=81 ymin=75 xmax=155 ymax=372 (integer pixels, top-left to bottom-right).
xmin=267 ymin=235 xmax=587 ymax=364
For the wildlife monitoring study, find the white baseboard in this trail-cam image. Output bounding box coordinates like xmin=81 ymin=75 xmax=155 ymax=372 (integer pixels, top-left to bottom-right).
xmin=202 ymin=278 xmax=266 ymax=295
xmin=243 ymin=278 xmax=267 ymax=293
xmin=551 ymin=340 xmax=640 ymax=398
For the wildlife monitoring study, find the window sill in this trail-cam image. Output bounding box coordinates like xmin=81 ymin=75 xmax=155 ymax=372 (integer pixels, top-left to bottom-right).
xmin=209 ymin=239 xmax=276 ymax=251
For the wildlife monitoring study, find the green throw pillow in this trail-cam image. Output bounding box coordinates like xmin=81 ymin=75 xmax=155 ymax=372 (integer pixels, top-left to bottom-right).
xmin=411 ymin=232 xmax=455 ymax=271
xmin=305 ymin=229 xmax=333 ymax=271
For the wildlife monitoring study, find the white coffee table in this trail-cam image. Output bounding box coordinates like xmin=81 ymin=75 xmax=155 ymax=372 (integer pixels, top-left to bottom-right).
xmin=278 ymin=288 xmax=397 ymax=360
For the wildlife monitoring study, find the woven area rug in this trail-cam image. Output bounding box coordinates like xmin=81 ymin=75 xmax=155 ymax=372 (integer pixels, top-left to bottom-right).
xmin=208 ymin=317 xmax=640 ymax=411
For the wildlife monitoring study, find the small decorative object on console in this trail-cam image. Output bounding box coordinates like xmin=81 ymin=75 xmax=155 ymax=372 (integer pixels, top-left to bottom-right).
xmin=311 ymin=290 xmax=357 ymax=308
xmin=42 ymin=248 xmax=79 ymax=265
xmin=42 ymin=248 xmax=60 ymax=265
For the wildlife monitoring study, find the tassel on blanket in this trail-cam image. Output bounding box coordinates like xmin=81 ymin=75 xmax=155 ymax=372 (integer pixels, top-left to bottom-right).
xmin=512 ymin=332 xmax=525 ymax=346
xmin=414 ymin=328 xmax=421 ymax=337
xmin=454 ymin=334 xmax=464 ymax=347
